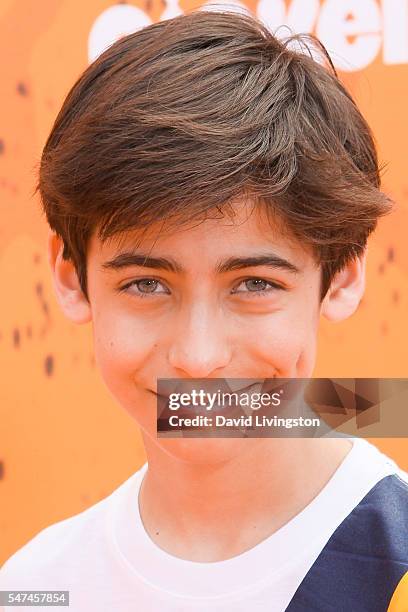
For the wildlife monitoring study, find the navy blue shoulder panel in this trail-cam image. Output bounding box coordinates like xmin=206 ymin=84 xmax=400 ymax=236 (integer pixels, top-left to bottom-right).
xmin=285 ymin=474 xmax=408 ymax=612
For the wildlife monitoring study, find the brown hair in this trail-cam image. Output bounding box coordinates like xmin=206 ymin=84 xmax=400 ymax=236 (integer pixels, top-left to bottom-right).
xmin=36 ymin=9 xmax=392 ymax=301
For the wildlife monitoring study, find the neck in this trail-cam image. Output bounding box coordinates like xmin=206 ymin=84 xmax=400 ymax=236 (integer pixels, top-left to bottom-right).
xmin=138 ymin=435 xmax=352 ymax=562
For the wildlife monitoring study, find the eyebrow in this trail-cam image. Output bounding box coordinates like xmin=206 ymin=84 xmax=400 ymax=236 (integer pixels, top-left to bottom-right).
xmin=216 ymin=255 xmax=300 ymax=275
xmin=101 ymin=252 xmax=301 ymax=275
xmin=101 ymin=253 xmax=183 ymax=273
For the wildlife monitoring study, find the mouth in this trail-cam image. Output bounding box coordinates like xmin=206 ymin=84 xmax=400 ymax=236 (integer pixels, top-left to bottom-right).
xmin=148 ymin=389 xmax=168 ymax=399
xmin=147 ymin=379 xmax=271 ymax=401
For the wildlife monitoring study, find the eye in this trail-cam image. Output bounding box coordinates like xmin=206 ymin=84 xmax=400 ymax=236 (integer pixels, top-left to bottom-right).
xmin=232 ymin=278 xmax=284 ymax=295
xmin=119 ymin=278 xmax=170 ymax=297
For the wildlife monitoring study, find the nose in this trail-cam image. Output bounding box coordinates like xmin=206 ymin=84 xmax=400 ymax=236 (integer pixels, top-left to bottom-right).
xmin=167 ymin=301 xmax=232 ymax=378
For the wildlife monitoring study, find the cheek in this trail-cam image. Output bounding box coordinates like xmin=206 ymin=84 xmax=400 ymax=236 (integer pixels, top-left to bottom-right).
xmin=92 ymin=311 xmax=156 ymax=390
xmin=246 ymin=301 xmax=319 ymax=376
xmin=92 ymin=312 xmax=161 ymax=435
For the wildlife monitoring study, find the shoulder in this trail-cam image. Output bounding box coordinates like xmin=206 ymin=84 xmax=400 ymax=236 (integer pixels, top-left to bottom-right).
xmin=333 ymin=470 xmax=408 ymax=556
xmin=286 ymin=457 xmax=408 ymax=612
xmin=0 ymin=467 xmax=145 ymax=590
xmin=328 ymin=440 xmax=408 ymax=561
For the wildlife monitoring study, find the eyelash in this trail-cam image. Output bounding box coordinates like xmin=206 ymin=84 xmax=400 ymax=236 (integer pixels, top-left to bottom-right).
xmin=118 ymin=277 xmax=285 ymax=298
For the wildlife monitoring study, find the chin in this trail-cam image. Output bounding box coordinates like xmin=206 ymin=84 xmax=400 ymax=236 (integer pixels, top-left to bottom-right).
xmin=152 ymin=435 xmax=254 ymax=466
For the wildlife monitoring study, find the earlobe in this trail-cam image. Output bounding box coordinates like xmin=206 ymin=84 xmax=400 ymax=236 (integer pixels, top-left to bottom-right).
xmin=321 ymin=253 xmax=366 ymax=322
xmin=47 ymin=230 xmax=92 ymax=324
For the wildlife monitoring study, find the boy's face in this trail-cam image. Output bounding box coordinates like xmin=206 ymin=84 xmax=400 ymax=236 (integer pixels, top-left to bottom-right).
xmin=49 ymin=199 xmax=365 ymax=463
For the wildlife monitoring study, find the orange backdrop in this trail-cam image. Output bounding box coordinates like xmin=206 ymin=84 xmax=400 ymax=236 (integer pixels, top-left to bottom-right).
xmin=1 ymin=0 xmax=407 ymax=564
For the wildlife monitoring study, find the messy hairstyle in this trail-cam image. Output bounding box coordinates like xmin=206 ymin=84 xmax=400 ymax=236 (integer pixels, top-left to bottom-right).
xmin=36 ymin=9 xmax=392 ymax=301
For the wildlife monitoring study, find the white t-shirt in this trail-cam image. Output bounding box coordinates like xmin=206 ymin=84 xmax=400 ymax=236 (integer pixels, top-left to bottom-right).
xmin=0 ymin=438 xmax=406 ymax=611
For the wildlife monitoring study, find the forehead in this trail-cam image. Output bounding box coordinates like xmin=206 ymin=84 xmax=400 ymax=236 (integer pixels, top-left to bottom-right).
xmin=88 ymin=199 xmax=314 ymax=267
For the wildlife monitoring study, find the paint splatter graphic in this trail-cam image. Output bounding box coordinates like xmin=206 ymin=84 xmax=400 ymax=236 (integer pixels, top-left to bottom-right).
xmin=16 ymin=82 xmax=28 ymax=96
xmin=44 ymin=354 xmax=54 ymax=376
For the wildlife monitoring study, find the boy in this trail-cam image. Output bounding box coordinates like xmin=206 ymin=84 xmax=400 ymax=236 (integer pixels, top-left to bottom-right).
xmin=1 ymin=9 xmax=407 ymax=612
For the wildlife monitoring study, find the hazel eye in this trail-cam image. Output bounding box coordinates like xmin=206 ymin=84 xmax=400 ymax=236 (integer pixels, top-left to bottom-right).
xmin=243 ymin=279 xmax=269 ymax=292
xmin=233 ymin=278 xmax=283 ymax=295
xmin=120 ymin=278 xmax=170 ymax=297
xmin=136 ymin=279 xmax=160 ymax=293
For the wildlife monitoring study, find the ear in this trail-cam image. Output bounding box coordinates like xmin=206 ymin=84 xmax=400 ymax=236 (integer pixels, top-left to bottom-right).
xmin=47 ymin=230 xmax=92 ymax=324
xmin=320 ymin=252 xmax=366 ymax=322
